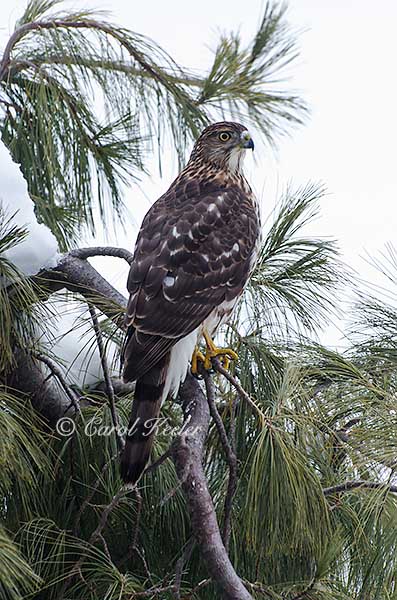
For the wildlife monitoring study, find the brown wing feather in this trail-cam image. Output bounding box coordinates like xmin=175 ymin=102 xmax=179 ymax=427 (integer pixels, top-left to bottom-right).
xmin=122 ymin=174 xmax=259 ymax=382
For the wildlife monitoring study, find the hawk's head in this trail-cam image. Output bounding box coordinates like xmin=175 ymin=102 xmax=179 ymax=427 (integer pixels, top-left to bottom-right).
xmin=189 ymin=122 xmax=254 ymax=173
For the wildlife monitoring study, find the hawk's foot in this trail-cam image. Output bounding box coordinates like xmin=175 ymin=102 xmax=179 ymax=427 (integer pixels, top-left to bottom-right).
xmin=202 ymin=331 xmax=238 ymax=371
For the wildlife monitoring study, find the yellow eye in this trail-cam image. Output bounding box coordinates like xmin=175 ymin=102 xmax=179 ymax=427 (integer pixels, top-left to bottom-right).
xmin=219 ymin=132 xmax=231 ymax=142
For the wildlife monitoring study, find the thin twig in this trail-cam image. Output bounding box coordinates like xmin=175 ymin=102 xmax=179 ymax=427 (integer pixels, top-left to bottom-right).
xmin=131 ymin=488 xmax=143 ymax=549
xmin=173 ymin=538 xmax=195 ymax=599
xmin=244 ymin=580 xmax=276 ymax=598
xmin=31 ymin=351 xmax=80 ymax=413
xmin=73 ymin=456 xmax=116 ymax=536
xmin=98 ymin=533 xmax=112 ymax=563
xmin=129 ymin=584 xmax=177 ymax=598
xmin=117 ymin=489 xmax=154 ymax=584
xmin=160 ymin=472 xmax=187 ymax=507
xmin=203 ymin=370 xmax=237 ymax=551
xmin=133 ymin=546 xmax=154 ymax=584
xmin=212 ymin=358 xmax=265 ymax=424
xmin=143 ymin=446 xmax=173 ymax=476
xmin=78 ymin=566 xmax=96 ymax=594
xmin=61 ymin=487 xmax=126 ymax=598
xmin=88 ymin=304 xmax=124 ymax=451
xmin=188 ymin=578 xmax=211 ymax=597
xmin=323 ymin=480 xmax=397 ymax=496
xmin=89 ymin=487 xmax=125 ymax=546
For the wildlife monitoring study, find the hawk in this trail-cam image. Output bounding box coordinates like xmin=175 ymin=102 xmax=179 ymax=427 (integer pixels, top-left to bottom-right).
xmin=121 ymin=121 xmax=261 ymax=485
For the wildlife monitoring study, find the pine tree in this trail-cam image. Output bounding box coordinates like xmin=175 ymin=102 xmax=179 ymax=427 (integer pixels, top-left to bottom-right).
xmin=1 ymin=2 xmax=397 ymax=599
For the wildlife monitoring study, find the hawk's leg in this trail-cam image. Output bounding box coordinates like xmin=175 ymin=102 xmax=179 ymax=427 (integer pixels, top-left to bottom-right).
xmin=191 ymin=330 xmax=238 ymax=375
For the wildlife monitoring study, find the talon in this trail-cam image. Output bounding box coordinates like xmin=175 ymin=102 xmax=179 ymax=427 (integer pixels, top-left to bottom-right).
xmin=191 ymin=347 xmax=206 ymax=377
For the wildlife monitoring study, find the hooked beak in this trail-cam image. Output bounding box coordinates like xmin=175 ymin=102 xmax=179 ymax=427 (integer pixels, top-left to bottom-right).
xmin=240 ymin=131 xmax=254 ymax=150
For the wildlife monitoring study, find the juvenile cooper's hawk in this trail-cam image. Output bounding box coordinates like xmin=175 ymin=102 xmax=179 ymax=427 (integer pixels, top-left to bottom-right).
xmin=121 ymin=121 xmax=261 ymax=484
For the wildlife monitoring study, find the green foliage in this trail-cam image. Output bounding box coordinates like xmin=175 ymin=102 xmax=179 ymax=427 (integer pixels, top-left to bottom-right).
xmin=0 ymin=525 xmax=42 ymax=600
xmin=0 ymin=392 xmax=48 ymax=600
xmin=240 ymin=183 xmax=344 ymax=337
xmin=0 ymin=209 xmax=43 ymax=372
xmin=0 ymin=0 xmax=306 ymax=250
xmin=199 ymin=2 xmax=306 ymax=143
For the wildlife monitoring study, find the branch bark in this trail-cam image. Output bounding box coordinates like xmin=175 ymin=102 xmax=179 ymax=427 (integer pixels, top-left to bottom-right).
xmin=173 ymin=374 xmax=253 ymax=600
xmin=213 ymin=358 xmax=265 ymax=423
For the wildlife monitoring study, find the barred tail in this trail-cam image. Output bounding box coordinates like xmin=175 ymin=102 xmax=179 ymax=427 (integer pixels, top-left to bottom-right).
xmin=120 ymin=353 xmax=169 ymax=485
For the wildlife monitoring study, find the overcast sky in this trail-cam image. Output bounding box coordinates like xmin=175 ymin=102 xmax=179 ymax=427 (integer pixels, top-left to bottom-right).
xmin=1 ymin=1 xmax=397 ymax=347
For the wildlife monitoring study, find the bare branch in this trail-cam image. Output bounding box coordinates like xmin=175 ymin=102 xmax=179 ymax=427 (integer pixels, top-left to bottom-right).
xmin=73 ymin=456 xmax=116 ymax=536
xmin=143 ymin=446 xmax=173 ymax=476
xmin=5 ymin=250 xmax=129 ymax=423
xmin=173 ymin=538 xmax=195 ymax=600
xmin=98 ymin=533 xmax=112 ymax=563
xmin=203 ymin=371 xmax=237 ymax=551
xmin=173 ymin=373 xmax=254 ymax=600
xmin=212 ymin=358 xmax=266 ymax=424
xmin=5 ymin=349 xmax=72 ymax=424
xmin=88 ymin=304 xmax=124 ymax=451
xmin=131 ymin=488 xmax=143 ymax=550
xmin=61 ymin=486 xmax=126 ymax=598
xmin=188 ymin=578 xmax=211 ymax=597
xmin=31 ymin=351 xmax=80 ymax=413
xmin=130 ymin=584 xmax=177 ymax=598
xmin=244 ymin=580 xmax=276 ymax=598
xmin=323 ymin=480 xmax=397 ymax=496
xmin=69 ymin=247 xmax=133 ymax=263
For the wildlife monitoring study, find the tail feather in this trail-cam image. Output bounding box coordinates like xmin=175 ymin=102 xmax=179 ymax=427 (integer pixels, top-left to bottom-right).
xmin=120 ymin=353 xmax=169 ymax=485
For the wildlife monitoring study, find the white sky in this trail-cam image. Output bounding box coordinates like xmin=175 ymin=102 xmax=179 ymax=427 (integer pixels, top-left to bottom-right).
xmin=1 ymin=1 xmax=397 ymax=347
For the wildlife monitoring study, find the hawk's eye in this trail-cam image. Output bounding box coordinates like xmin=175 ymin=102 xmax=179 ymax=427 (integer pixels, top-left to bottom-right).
xmin=219 ymin=132 xmax=231 ymax=142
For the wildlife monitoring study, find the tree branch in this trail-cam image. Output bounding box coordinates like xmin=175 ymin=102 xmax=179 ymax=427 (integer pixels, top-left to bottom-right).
xmin=203 ymin=370 xmax=237 ymax=551
xmin=61 ymin=486 xmax=126 ymax=598
xmin=212 ymin=359 xmax=266 ymax=424
xmin=173 ymin=538 xmax=195 ymax=600
xmin=323 ymin=480 xmax=397 ymax=496
xmin=69 ymin=246 xmax=133 ymax=263
xmin=0 ymin=18 xmax=186 ymax=93
xmin=31 ymin=351 xmax=80 ymax=413
xmin=7 ymin=246 xmax=260 ymax=598
xmin=88 ymin=304 xmax=124 ymax=451
xmin=173 ymin=373 xmax=253 ymax=600
xmin=5 ymin=349 xmax=73 ymax=424
xmin=73 ymin=455 xmax=117 ymax=536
